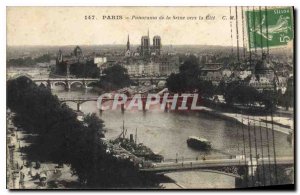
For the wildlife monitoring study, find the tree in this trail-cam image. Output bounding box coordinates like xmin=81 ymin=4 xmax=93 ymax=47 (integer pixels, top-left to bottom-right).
xmin=166 ymin=73 xmax=186 ymax=92
xmin=100 ymin=65 xmax=132 ymax=90
xmin=223 ymin=81 xmax=238 ymax=105
xmin=179 ymin=55 xmax=199 ymax=73
xmin=166 ymin=55 xmax=201 ymax=93
xmin=83 ymin=113 xmax=105 ymax=138
xmin=69 ymin=60 xmax=100 ymax=78
xmin=7 ymin=76 xmax=159 ymax=188
xmin=224 ymin=81 xmax=260 ymax=106
xmin=283 ymin=77 xmax=294 ymax=110
xmin=223 ymin=80 xmax=279 ymax=112
xmin=217 ymin=80 xmax=226 ymax=95
xmin=259 ymin=90 xmax=277 ymax=112
xmin=54 ymin=60 xmax=100 ymax=78
xmin=198 ymin=80 xmax=215 ymax=98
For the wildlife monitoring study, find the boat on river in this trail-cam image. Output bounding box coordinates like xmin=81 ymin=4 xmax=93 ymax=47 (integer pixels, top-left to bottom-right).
xmin=187 ymin=136 xmax=212 ymax=150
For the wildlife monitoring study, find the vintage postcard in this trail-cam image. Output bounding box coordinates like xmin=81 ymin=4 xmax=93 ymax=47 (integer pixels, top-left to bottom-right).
xmin=6 ymin=6 xmax=294 ymax=189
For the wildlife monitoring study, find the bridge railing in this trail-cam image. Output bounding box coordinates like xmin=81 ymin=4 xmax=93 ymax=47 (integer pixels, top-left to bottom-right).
xmin=163 ymin=155 xmax=235 ymax=163
xmin=32 ymin=78 xmax=99 ymax=81
xmin=59 ymin=97 xmax=99 ymax=101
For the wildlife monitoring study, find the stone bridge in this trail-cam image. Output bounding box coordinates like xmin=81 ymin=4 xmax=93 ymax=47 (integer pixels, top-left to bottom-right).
xmin=130 ymin=77 xmax=167 ymax=85
xmin=32 ymin=77 xmax=167 ymax=89
xmin=139 ymin=156 xmax=294 ymax=186
xmin=32 ymin=78 xmax=99 ymax=90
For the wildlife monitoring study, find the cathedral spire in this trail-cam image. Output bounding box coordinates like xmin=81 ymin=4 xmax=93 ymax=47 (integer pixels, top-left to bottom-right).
xmin=126 ymin=34 xmax=130 ymax=51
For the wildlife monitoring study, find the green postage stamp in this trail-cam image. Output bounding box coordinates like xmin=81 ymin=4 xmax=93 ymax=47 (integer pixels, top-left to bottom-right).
xmin=246 ymin=7 xmax=294 ymax=49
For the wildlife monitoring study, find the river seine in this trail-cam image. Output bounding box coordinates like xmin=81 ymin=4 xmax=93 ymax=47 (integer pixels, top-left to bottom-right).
xmin=8 ymin=68 xmax=293 ymax=188
xmin=52 ymin=88 xmax=293 ymax=160
xmin=53 ymin=87 xmax=292 ymax=188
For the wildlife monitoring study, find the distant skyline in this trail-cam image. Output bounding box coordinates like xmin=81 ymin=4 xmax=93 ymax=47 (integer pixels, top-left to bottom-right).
xmin=6 ymin=6 xmax=286 ymax=47
xmin=6 ymin=44 xmax=238 ymax=47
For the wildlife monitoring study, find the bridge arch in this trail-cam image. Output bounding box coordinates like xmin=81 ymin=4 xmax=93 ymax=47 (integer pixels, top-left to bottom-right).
xmin=53 ymin=81 xmax=67 ymax=88
xmin=70 ymin=81 xmax=84 ymax=89
xmin=59 ymin=98 xmax=98 ymax=111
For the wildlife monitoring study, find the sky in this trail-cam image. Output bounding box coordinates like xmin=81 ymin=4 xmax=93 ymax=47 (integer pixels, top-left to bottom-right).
xmin=6 ymin=6 xmax=281 ymax=46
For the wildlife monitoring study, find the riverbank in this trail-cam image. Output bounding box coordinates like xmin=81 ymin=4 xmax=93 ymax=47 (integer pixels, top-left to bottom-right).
xmin=7 ymin=110 xmax=78 ymax=189
xmin=196 ymin=106 xmax=293 ymax=135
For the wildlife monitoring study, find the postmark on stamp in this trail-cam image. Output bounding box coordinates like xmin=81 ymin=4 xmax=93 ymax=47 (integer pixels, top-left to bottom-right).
xmin=246 ymin=7 xmax=294 ymax=49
